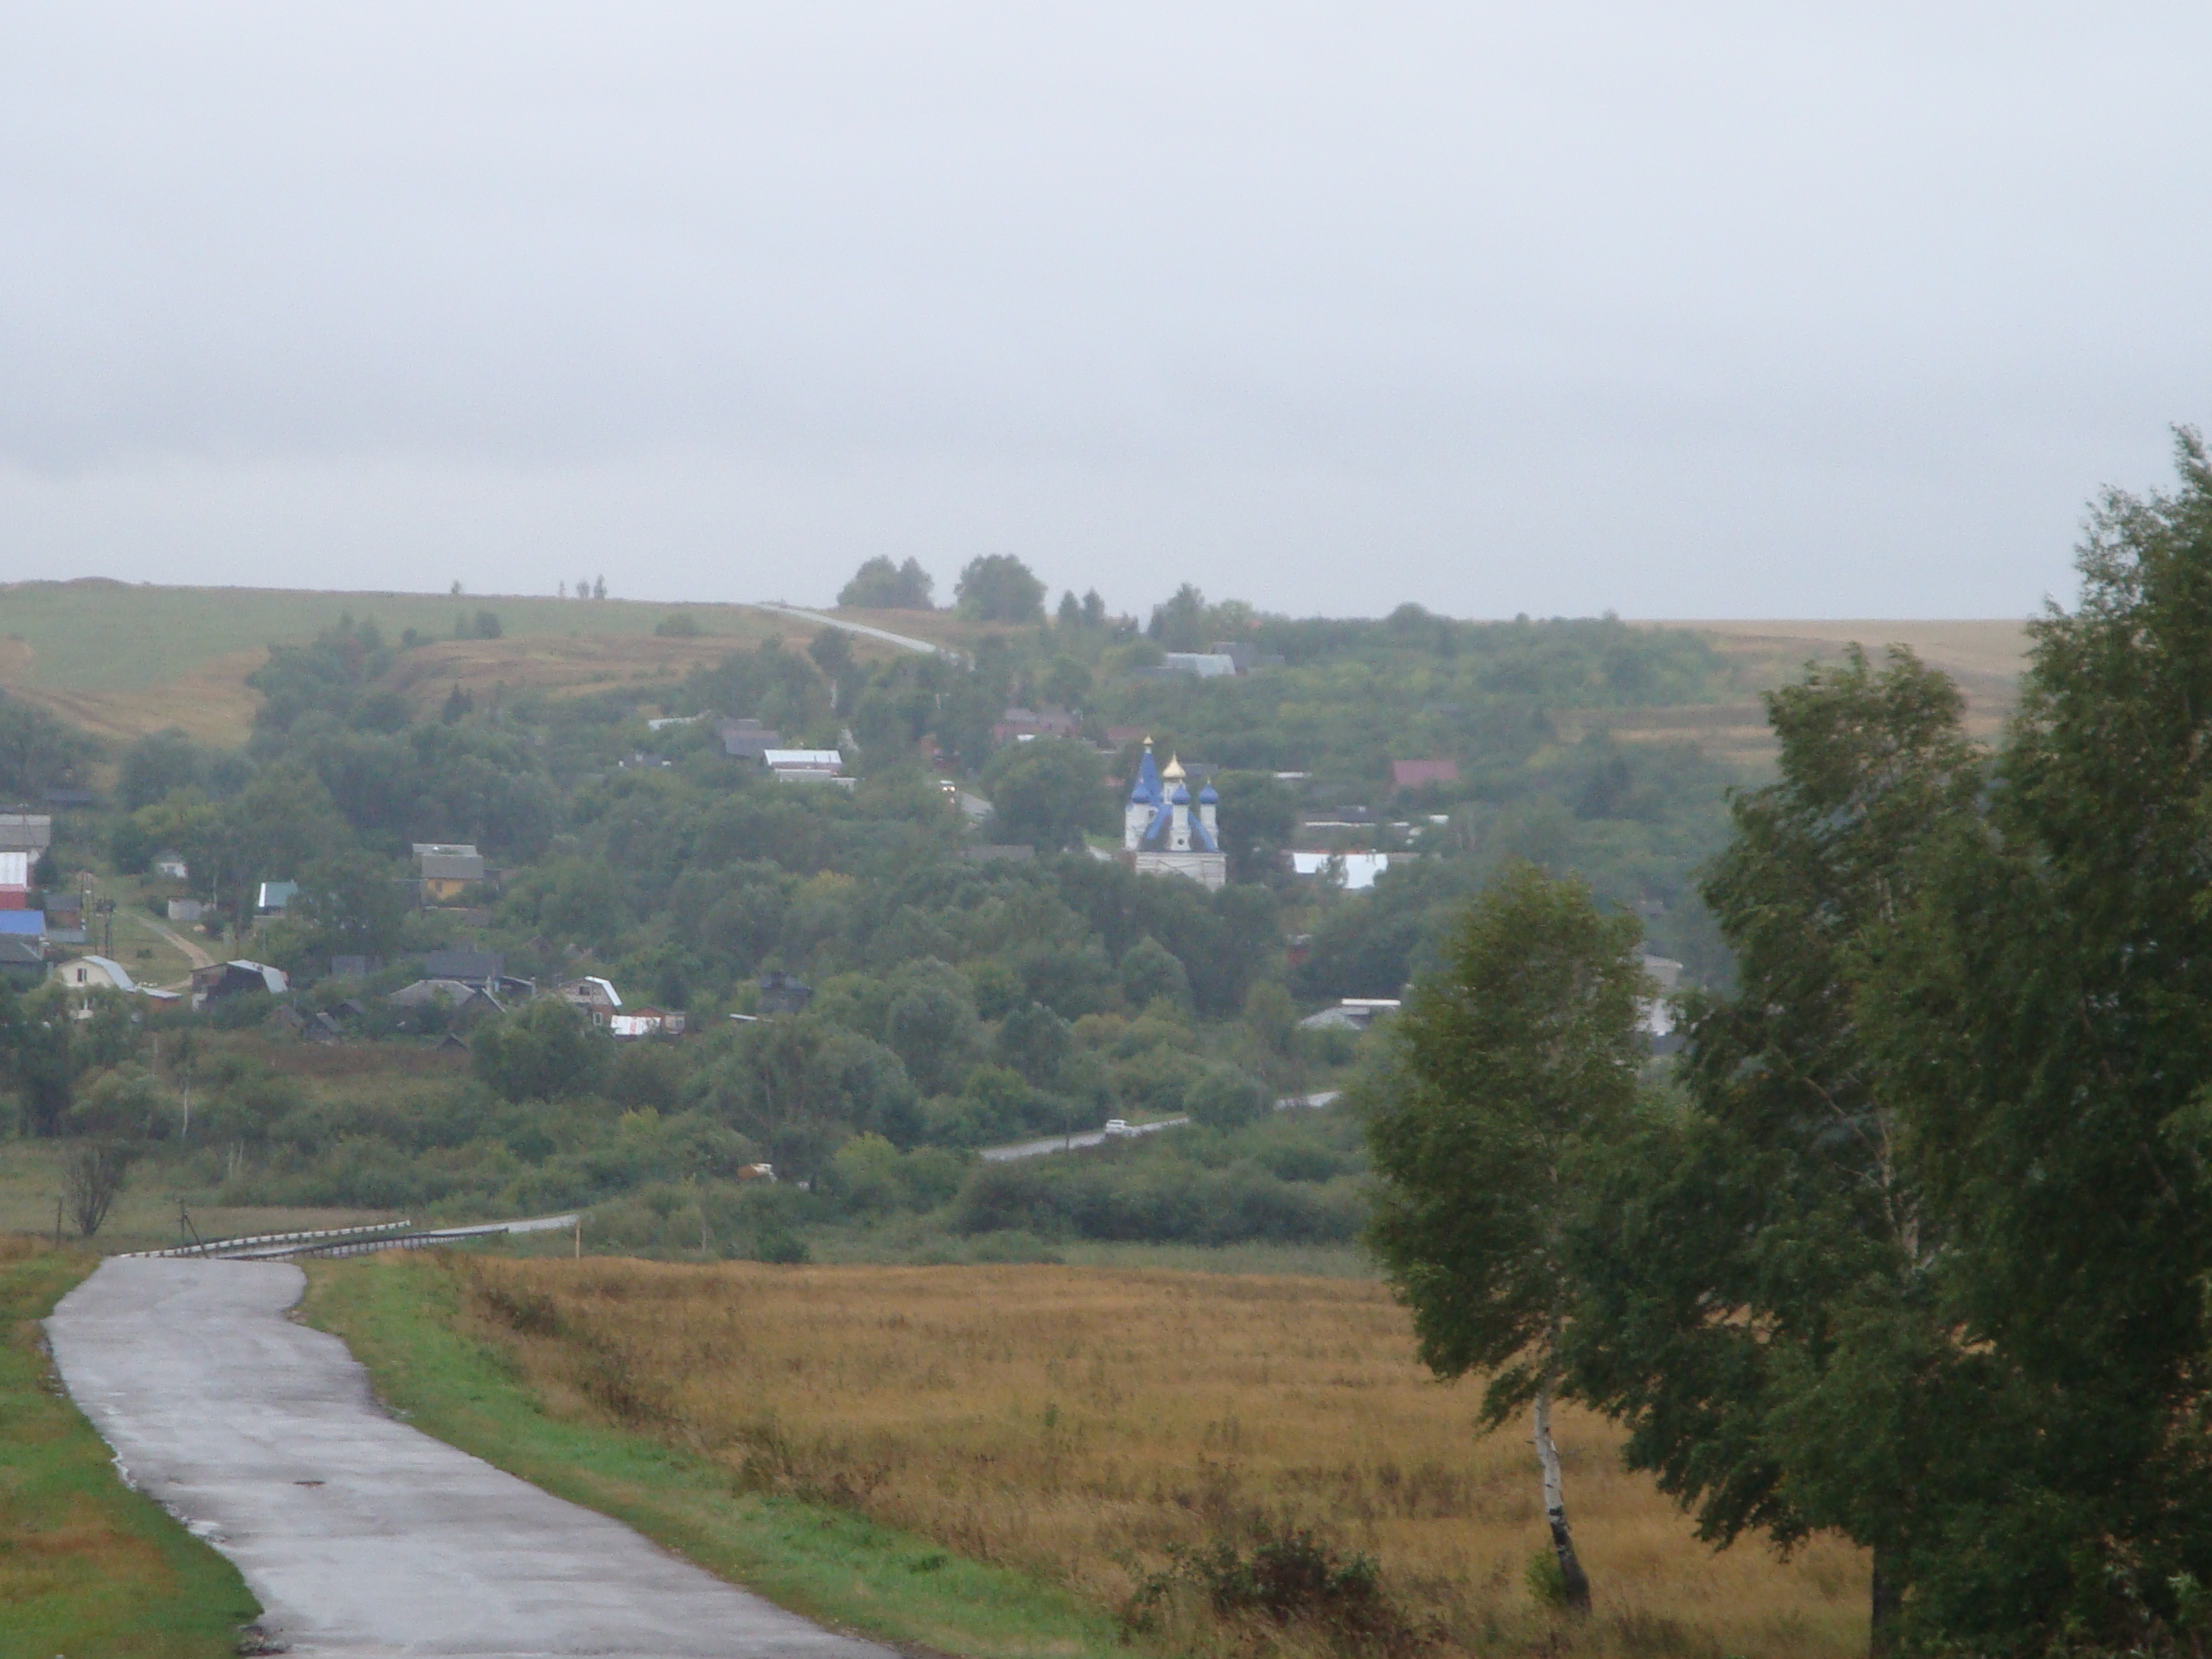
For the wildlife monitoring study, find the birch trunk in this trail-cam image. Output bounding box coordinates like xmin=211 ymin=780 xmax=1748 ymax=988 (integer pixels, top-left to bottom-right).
xmin=1532 ymin=1388 xmax=1592 ymax=1612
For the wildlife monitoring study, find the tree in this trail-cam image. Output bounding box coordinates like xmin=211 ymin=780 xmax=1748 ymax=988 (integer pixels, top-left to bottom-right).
xmin=1212 ymin=771 xmax=1295 ymax=884
xmin=981 ymin=738 xmax=1109 ymax=852
xmin=472 ymin=999 xmax=610 ymax=1102
xmin=1563 ymin=645 xmax=1982 ymax=1655
xmin=1119 ymin=935 xmax=1190 ymax=1010
xmin=839 ymin=556 xmax=935 ymax=609
xmin=0 ymin=692 xmax=99 ymax=797
xmin=1855 ymin=434 xmax=2212 ymax=1647
xmin=954 ymin=555 xmax=1045 ymax=623
xmin=1040 ymin=656 xmax=1092 ymax=711
xmin=62 ymin=1139 xmax=136 ymax=1237
xmin=995 ymin=1001 xmax=1072 ymax=1090
xmin=1055 ymin=591 xmax=1082 ymax=631
xmin=1363 ymin=863 xmax=1648 ymax=1615
xmin=119 ymin=728 xmax=205 ymax=811
xmin=288 ymin=851 xmax=407 ymax=967
xmin=885 ymin=969 xmax=981 ymax=1095
xmin=1148 ymin=583 xmax=1214 ymax=651
xmin=1186 ymin=1063 xmax=1266 ymax=1130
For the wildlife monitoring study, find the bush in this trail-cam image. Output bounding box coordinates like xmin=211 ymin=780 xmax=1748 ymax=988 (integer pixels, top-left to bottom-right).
xmin=1186 ymin=1065 xmax=1267 ymax=1131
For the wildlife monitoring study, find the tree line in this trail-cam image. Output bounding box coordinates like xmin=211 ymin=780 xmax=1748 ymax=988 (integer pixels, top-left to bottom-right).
xmin=1366 ymin=436 xmax=2212 ymax=1655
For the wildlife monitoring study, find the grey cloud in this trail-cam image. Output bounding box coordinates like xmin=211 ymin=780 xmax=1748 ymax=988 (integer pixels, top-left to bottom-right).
xmin=2 ymin=3 xmax=2209 ymax=616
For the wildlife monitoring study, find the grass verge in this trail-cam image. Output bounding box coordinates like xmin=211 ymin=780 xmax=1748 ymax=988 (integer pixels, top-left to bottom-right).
xmin=301 ymin=1252 xmax=1131 ymax=1659
xmin=0 ymin=1240 xmax=261 ymax=1659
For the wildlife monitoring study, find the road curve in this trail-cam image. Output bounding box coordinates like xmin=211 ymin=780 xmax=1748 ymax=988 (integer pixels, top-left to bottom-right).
xmin=47 ymin=1258 xmax=896 ymax=1659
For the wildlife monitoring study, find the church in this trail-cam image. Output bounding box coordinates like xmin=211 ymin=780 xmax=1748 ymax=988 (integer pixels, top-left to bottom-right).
xmin=1122 ymin=741 xmax=1228 ymax=891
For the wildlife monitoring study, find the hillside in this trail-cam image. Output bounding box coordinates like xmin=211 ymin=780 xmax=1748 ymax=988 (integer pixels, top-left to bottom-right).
xmin=0 ymin=578 xmax=2031 ymax=754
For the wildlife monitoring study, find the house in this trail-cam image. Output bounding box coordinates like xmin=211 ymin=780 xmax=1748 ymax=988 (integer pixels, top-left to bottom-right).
xmin=388 ymin=979 xmax=506 ymax=1023
xmin=1289 ymin=851 xmax=1394 ymax=891
xmin=1160 ymin=653 xmax=1237 ymax=678
xmin=992 ymin=707 xmax=1080 ymax=745
xmin=255 ymin=881 xmax=299 ymax=915
xmin=610 ymin=1004 xmax=686 ymax=1039
xmin=424 ymin=949 xmax=502 ymax=986
xmin=755 ymin=971 xmax=812 ymax=1016
xmin=59 ymin=956 xmax=137 ymax=994
xmin=328 ymin=955 xmax=381 ymax=980
xmin=1390 ymin=759 xmax=1459 ymax=792
xmin=0 ymin=851 xmax=28 ymax=910
xmin=423 ymin=948 xmax=533 ymax=1000
xmin=154 ymin=849 xmax=189 ymax=880
xmin=1120 ymin=741 xmax=1227 ymax=891
xmin=1297 ymin=998 xmax=1400 ymax=1033
xmin=0 ymin=814 xmax=51 ymax=853
xmin=168 ymin=899 xmax=207 ymax=924
xmin=413 ymin=843 xmax=485 ymax=904
xmin=191 ymin=960 xmax=289 ymax=1003
xmin=0 ymin=936 xmax=44 ymax=987
xmin=0 ymin=911 xmax=43 ymax=940
xmin=761 ymin=748 xmax=849 ymax=784
xmin=556 ymin=975 xmax=622 ymax=1026
xmin=44 ymin=892 xmax=82 ymax=933
xmin=719 ymin=719 xmax=781 ymax=760
xmin=41 ymin=789 xmax=96 ymax=811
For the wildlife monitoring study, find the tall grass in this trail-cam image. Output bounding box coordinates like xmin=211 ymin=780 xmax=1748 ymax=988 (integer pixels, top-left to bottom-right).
xmin=450 ymin=1255 xmax=1866 ymax=1658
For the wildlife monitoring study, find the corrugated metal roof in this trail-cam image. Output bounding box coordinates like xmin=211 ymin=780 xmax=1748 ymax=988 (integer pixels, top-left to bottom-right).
xmin=0 ymin=852 xmax=29 ymax=888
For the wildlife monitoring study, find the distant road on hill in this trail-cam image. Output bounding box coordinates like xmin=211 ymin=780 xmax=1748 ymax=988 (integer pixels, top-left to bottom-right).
xmin=979 ymin=1091 xmax=1344 ymax=1163
xmin=746 ymin=602 xmax=959 ymax=661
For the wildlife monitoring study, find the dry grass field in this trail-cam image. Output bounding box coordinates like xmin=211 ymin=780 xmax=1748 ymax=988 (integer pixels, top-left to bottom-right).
xmin=449 ymin=1255 xmax=1867 ymax=1658
xmin=1576 ymin=619 xmax=2034 ymax=765
xmin=0 ymin=579 xmax=938 ymax=745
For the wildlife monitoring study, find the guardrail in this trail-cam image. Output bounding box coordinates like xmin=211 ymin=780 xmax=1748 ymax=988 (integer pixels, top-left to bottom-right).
xmin=123 ymin=1213 xmax=580 ymax=1262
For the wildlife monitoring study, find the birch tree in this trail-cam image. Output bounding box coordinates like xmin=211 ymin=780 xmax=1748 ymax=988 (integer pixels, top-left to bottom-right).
xmin=1364 ymin=862 xmax=1646 ymax=1614
xmin=1562 ymin=644 xmax=1982 ymax=1657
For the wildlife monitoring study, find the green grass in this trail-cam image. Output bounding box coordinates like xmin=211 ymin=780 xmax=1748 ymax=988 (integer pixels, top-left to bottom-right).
xmin=0 ymin=1244 xmax=261 ymax=1659
xmin=0 ymin=579 xmax=775 ymax=693
xmin=302 ymin=1253 xmax=1136 ymax=1659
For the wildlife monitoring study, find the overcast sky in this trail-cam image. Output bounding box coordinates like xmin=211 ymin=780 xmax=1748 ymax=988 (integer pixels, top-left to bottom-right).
xmin=3 ymin=4 xmax=2208 ymax=620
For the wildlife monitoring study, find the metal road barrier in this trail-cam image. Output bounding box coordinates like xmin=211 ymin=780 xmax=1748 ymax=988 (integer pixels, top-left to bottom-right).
xmin=122 ymin=1213 xmax=581 ymax=1262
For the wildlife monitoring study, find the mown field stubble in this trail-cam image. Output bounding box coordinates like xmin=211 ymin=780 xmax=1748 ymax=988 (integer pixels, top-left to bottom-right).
xmin=446 ymin=1256 xmax=1866 ymax=1658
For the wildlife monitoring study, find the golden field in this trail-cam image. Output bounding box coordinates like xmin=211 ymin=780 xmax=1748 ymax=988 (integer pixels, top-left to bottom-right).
xmin=450 ymin=1256 xmax=1867 ymax=1657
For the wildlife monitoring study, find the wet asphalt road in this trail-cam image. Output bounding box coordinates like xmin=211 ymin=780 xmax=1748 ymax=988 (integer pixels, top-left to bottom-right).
xmin=47 ymin=1257 xmax=897 ymax=1659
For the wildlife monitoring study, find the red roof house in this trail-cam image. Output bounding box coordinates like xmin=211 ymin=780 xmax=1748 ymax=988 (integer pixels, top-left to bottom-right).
xmin=1390 ymin=759 xmax=1459 ymax=790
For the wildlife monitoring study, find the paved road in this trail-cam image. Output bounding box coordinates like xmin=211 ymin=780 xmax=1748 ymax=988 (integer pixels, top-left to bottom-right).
xmin=747 ymin=602 xmax=958 ymax=661
xmin=48 ymin=1258 xmax=897 ymax=1659
xmin=977 ymin=1092 xmax=1343 ymax=1163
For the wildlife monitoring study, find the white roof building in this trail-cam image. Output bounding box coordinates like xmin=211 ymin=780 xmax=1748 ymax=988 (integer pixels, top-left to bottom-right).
xmin=0 ymin=851 xmax=30 ymax=889
xmin=60 ymin=956 xmax=138 ymax=993
xmin=1289 ymin=852 xmax=1394 ymax=891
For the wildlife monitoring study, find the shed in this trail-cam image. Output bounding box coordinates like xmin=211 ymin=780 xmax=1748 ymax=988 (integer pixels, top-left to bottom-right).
xmin=191 ymin=960 xmax=289 ymax=1002
xmin=0 ymin=936 xmax=43 ymax=986
xmin=756 ymin=971 xmax=812 ymax=1016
